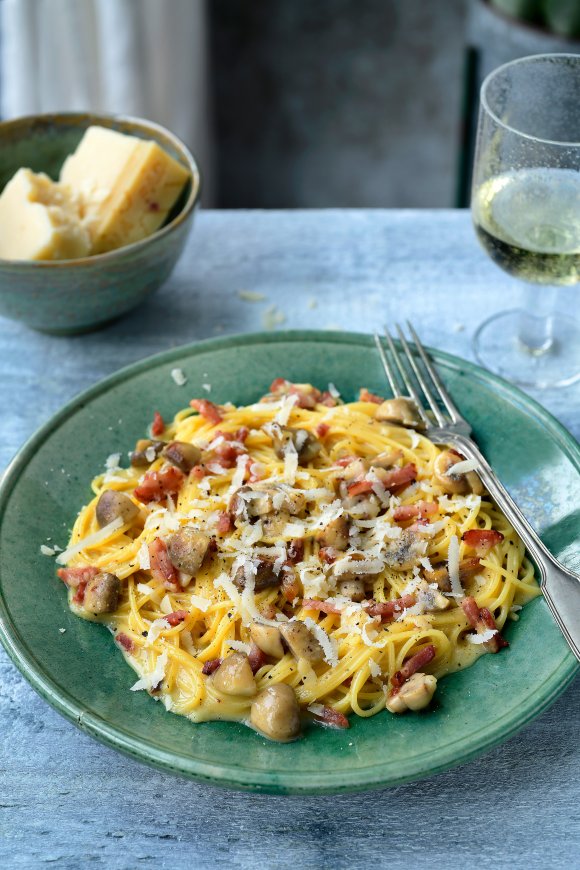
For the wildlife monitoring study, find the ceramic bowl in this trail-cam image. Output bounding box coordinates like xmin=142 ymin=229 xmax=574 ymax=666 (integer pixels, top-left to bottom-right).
xmin=0 ymin=112 xmax=200 ymax=335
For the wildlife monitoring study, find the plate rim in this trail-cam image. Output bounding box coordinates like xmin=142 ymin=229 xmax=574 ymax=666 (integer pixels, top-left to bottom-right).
xmin=1 ymin=328 xmax=578 ymax=794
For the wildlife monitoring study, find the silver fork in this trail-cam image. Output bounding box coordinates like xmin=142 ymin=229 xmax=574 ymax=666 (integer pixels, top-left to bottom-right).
xmin=374 ymin=323 xmax=580 ymax=662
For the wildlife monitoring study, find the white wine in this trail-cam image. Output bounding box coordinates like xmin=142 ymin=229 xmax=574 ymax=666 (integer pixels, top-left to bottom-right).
xmin=472 ymin=168 xmax=580 ymax=285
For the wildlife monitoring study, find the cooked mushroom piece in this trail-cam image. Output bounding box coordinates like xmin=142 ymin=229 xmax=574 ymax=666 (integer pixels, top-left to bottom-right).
xmin=375 ymin=398 xmax=424 ymax=429
xmin=167 ymin=528 xmax=210 ymax=575
xmin=95 ymin=490 xmax=140 ymax=527
xmin=386 ymin=673 xmax=437 ymax=713
xmin=83 ymin=572 xmax=121 ymax=614
xmin=369 ymin=450 xmax=404 ymax=470
xmin=212 ymin=653 xmax=256 ymax=697
xmin=261 ymin=510 xmax=291 ymax=540
xmin=163 ymin=441 xmax=202 ymax=474
xmin=318 ymin=515 xmax=350 ymax=550
xmin=337 ymin=578 xmax=366 ymax=602
xmin=250 ymin=684 xmax=301 ymax=742
xmin=233 ymin=558 xmax=281 ymax=591
xmin=279 ymin=621 xmax=324 ymax=663
xmin=425 ymin=558 xmax=481 ymax=592
xmin=383 ymin=529 xmax=425 ymax=571
xmin=270 ymin=425 xmax=321 ymax=463
xmin=250 ymin=623 xmax=285 ymax=658
xmin=232 ymin=484 xmax=306 ymax=520
xmin=130 ymin=439 xmax=165 ymax=467
xmin=433 ymin=450 xmax=484 ymax=495
xmin=415 ymin=579 xmax=450 ymax=611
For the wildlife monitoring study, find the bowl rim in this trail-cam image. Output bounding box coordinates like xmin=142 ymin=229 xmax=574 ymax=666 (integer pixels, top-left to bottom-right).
xmin=0 ymin=111 xmax=201 ymax=268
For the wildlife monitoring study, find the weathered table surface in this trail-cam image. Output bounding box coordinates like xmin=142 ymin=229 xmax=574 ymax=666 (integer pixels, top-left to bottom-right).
xmin=1 ymin=210 xmax=579 ymax=870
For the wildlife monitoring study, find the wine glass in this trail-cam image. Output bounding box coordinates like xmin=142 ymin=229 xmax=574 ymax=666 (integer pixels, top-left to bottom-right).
xmin=471 ymin=54 xmax=580 ymax=389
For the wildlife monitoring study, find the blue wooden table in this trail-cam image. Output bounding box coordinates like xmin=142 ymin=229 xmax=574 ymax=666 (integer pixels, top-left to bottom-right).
xmin=1 ymin=210 xmax=579 ymax=869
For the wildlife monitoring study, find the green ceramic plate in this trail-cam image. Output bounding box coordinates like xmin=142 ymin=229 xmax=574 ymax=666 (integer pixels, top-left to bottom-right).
xmin=0 ymin=331 xmax=578 ymax=794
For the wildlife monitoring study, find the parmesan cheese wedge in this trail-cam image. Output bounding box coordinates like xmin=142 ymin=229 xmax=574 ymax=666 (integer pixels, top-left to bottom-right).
xmin=61 ymin=126 xmax=190 ymax=254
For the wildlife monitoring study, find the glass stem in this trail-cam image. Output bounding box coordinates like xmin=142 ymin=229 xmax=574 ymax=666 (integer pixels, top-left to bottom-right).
xmin=517 ymin=284 xmax=558 ymax=356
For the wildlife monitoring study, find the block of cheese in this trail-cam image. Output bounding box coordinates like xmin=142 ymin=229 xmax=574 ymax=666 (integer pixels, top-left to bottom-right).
xmin=0 ymin=168 xmax=91 ymax=261
xmin=60 ymin=126 xmax=191 ymax=254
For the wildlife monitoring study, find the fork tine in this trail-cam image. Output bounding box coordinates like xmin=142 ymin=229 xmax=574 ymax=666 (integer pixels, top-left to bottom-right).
xmin=395 ymin=324 xmax=447 ymax=427
xmin=373 ymin=332 xmax=400 ymax=397
xmin=406 ymin=321 xmax=462 ymax=423
xmin=382 ymin=331 xmax=431 ymax=428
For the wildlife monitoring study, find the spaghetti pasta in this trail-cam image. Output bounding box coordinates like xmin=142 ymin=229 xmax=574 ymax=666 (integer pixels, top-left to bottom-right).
xmin=55 ymin=379 xmax=539 ymax=741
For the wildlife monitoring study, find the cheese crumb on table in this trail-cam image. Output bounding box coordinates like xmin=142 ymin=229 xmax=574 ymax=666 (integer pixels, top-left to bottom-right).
xmin=238 ymin=290 xmax=266 ymax=302
xmin=262 ymin=305 xmax=287 ymax=330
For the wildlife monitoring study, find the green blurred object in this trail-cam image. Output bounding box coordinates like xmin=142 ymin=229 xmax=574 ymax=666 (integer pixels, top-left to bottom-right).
xmin=0 ymin=113 xmax=200 ymax=335
xmin=490 ymin=0 xmax=580 ymax=36
xmin=542 ymin=0 xmax=580 ymax=37
xmin=489 ymin=0 xmax=541 ymax=23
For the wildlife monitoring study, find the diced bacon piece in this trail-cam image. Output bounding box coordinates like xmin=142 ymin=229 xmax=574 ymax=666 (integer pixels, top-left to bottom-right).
xmin=347 ymin=479 xmax=375 ymax=497
xmin=316 ymin=423 xmax=330 ymax=438
xmin=57 ymin=565 xmax=99 ymax=605
xmin=216 ymin=512 xmax=233 ymax=534
xmin=364 ymin=595 xmax=416 ymax=622
xmin=190 ymin=399 xmax=223 ymax=424
xmin=461 ymin=596 xmax=482 ymax=627
xmin=359 ymin=388 xmax=384 ymax=404
xmin=213 ymin=442 xmax=246 ymax=468
xmin=391 ymin=644 xmax=436 ymax=690
xmin=151 ymin=410 xmax=165 ymax=436
xmin=116 ymin=632 xmax=135 ymax=654
xmin=165 ymin=610 xmax=188 ymax=626
xmin=319 ymin=391 xmax=338 ymax=408
xmin=214 ymin=427 xmax=249 ymax=443
xmin=479 ymin=607 xmax=510 ymax=652
xmin=394 ymin=505 xmax=422 ymax=522
xmin=287 ymin=539 xmax=304 ymax=564
xmin=57 ymin=565 xmax=98 ymax=588
xmin=336 ymin=454 xmax=359 ymax=468
xmin=134 ymin=466 xmax=184 ymax=503
xmin=148 ymin=538 xmax=179 ymax=589
xmin=381 ymin=463 xmax=417 ymax=492
xmin=72 ymin=583 xmax=88 ymax=605
xmin=462 ymin=529 xmax=504 ymax=556
xmin=461 ymin=596 xmax=509 ymax=653
xmin=268 ymin=378 xmax=322 ymax=408
xmin=202 ymin=658 xmax=222 ymax=675
xmin=190 ymin=464 xmax=206 ymax=481
xmin=318 ymin=546 xmax=338 ymax=564
xmin=288 ymin=387 xmax=319 ymax=409
xmin=393 ymin=501 xmax=438 ymax=522
xmin=312 ymin=706 xmax=350 ymax=729
xmin=260 ymin=603 xmax=278 ymax=621
xmin=302 ymin=599 xmax=342 ymax=615
xmin=248 ymin=642 xmax=268 ymax=674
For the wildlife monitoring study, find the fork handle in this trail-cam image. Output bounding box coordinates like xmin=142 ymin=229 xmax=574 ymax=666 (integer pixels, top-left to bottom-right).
xmin=447 ymin=433 xmax=580 ymax=663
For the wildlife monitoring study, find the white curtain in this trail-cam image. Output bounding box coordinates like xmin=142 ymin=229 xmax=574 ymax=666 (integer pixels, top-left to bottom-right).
xmin=0 ymin=0 xmax=213 ymax=202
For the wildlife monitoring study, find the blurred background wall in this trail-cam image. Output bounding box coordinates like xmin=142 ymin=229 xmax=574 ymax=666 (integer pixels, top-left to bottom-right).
xmin=0 ymin=0 xmax=578 ymax=209
xmin=209 ymin=0 xmax=468 ymax=209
